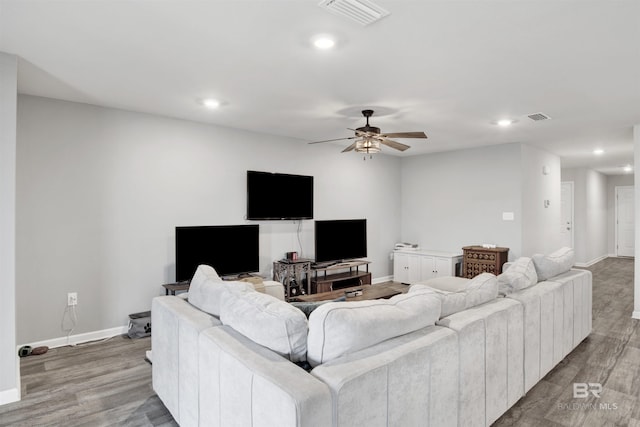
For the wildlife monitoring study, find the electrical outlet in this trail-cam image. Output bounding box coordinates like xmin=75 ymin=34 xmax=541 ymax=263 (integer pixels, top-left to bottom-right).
xmin=67 ymin=292 xmax=78 ymax=306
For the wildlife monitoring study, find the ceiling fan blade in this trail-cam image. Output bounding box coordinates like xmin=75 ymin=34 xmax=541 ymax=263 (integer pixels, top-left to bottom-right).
xmin=378 ymin=137 xmax=411 ymax=152
xmin=308 ymin=136 xmax=357 ymax=144
xmin=380 ymin=132 xmax=428 ymax=139
xmin=342 ymin=141 xmax=358 ymax=152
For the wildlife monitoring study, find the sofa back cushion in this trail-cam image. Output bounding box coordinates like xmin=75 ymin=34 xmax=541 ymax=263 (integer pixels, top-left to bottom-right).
xmin=411 ymin=273 xmax=498 ymax=318
xmin=188 ymin=265 xmax=254 ymax=317
xmin=497 ymin=257 xmax=538 ymax=295
xmin=220 ymin=290 xmax=308 ymax=362
xmin=532 ymin=247 xmax=574 ymax=281
xmin=306 ymin=289 xmax=441 ymax=367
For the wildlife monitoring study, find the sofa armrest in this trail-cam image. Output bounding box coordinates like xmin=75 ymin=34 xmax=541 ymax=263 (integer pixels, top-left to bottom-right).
xmin=199 ymin=326 xmax=332 ymax=427
xmin=262 ymin=279 xmax=285 ymax=301
xmin=152 ymin=296 xmax=221 ymax=426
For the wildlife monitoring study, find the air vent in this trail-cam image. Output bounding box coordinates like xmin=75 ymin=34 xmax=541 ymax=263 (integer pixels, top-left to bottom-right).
xmin=527 ymin=112 xmax=551 ymax=121
xmin=318 ymin=0 xmax=390 ymax=26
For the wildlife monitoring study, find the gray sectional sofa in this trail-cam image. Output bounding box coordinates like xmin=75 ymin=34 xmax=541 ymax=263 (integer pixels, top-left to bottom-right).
xmin=152 ymin=248 xmax=592 ymax=427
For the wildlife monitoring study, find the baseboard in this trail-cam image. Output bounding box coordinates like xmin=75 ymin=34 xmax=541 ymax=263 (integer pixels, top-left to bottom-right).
xmin=372 ymin=275 xmax=393 ymax=284
xmin=633 ymin=311 xmax=640 ymax=320
xmin=574 ymin=254 xmax=609 ymax=268
xmin=0 ymin=387 xmax=20 ymax=405
xmin=18 ymin=325 xmax=128 ymax=350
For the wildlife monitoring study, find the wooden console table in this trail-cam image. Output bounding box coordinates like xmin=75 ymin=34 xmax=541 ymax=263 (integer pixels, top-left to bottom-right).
xmin=462 ymin=246 xmax=509 ymax=278
xmin=310 ymin=260 xmax=371 ymax=294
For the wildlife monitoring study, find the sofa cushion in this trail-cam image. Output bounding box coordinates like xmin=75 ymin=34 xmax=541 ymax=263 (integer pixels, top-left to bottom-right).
xmin=306 ymin=289 xmax=441 ymax=367
xmin=220 ymin=290 xmax=308 ymax=362
xmin=416 ymin=276 xmax=470 ymax=292
xmin=532 ymin=247 xmax=575 ymax=281
xmin=188 ymin=265 xmax=254 ymax=317
xmin=497 ymin=257 xmax=538 ymax=295
xmin=411 ymin=273 xmax=498 ymax=318
xmin=291 ymin=296 xmax=347 ymax=318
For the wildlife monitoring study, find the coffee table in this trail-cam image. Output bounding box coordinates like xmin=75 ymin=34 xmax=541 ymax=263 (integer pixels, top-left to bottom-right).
xmin=291 ymin=282 xmax=407 ymax=303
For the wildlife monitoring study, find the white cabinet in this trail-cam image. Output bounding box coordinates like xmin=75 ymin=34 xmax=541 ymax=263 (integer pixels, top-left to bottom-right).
xmin=393 ymin=252 xmax=422 ymax=284
xmin=394 ymin=250 xmax=463 ymax=284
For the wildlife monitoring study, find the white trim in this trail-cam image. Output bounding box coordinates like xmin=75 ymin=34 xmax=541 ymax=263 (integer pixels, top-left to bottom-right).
xmin=0 ymin=387 xmax=20 ymax=405
xmin=574 ymin=254 xmax=609 ymax=268
xmin=633 ymin=311 xmax=640 ymax=320
xmin=372 ymin=275 xmax=393 ymax=284
xmin=18 ymin=325 xmax=128 ymax=350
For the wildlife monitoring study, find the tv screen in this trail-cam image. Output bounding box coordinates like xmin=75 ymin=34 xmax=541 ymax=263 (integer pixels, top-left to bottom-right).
xmin=314 ymin=219 xmax=367 ymax=263
xmin=175 ymin=224 xmax=259 ymax=281
xmin=247 ymin=171 xmax=313 ymax=220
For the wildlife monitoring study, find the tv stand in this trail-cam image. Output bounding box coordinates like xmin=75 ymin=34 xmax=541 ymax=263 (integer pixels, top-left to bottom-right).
xmin=310 ymin=260 xmax=371 ymax=294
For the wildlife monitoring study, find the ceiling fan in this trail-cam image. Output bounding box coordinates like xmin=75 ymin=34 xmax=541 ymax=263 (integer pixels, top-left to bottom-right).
xmin=309 ymin=109 xmax=428 ymax=154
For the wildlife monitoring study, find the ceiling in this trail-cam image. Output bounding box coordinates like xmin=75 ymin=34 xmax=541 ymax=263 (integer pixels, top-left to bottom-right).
xmin=1 ymin=0 xmax=639 ymax=174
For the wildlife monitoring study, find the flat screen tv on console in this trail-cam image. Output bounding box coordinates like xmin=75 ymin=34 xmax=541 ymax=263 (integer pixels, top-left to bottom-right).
xmin=314 ymin=219 xmax=367 ymax=263
xmin=246 ymin=170 xmax=314 ymax=220
xmin=175 ymin=224 xmax=259 ymax=282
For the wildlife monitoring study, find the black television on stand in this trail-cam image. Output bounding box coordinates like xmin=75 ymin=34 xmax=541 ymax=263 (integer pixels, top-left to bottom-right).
xmin=175 ymin=224 xmax=259 ymax=282
xmin=246 ymin=171 xmax=314 ymax=220
xmin=314 ymin=219 xmax=367 ymax=264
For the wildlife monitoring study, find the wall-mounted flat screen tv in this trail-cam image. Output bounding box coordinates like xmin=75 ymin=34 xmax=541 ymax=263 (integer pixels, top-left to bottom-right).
xmin=314 ymin=219 xmax=367 ymax=263
xmin=247 ymin=170 xmax=313 ymax=220
xmin=175 ymin=224 xmax=259 ymax=281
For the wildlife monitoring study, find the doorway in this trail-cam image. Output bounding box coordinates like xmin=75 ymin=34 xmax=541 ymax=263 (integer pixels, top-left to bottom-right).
xmin=615 ymin=186 xmax=634 ymax=257
xmin=561 ymin=181 xmax=574 ymax=249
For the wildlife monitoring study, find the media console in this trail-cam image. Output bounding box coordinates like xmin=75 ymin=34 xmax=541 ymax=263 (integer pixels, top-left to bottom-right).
xmin=310 ymin=260 xmax=371 ymax=294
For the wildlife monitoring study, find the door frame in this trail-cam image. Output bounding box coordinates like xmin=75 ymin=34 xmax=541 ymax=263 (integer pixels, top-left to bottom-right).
xmin=561 ymin=181 xmax=575 ymax=250
xmin=615 ymin=185 xmax=634 ymax=257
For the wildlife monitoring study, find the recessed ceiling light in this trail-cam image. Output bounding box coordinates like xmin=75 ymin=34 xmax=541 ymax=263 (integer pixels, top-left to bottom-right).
xmin=312 ymin=35 xmax=336 ymax=50
xmin=497 ymin=119 xmax=513 ymax=127
xmin=623 ymin=165 xmax=633 ymax=173
xmin=203 ymin=99 xmax=221 ymax=109
xmin=593 ymin=148 xmax=604 ymax=155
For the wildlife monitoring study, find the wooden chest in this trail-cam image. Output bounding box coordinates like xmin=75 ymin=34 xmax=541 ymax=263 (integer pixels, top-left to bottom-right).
xmin=462 ymin=246 xmax=509 ymax=278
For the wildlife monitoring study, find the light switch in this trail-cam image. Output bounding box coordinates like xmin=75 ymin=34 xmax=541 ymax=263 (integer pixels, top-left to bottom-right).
xmin=502 ymin=212 xmax=515 ymax=221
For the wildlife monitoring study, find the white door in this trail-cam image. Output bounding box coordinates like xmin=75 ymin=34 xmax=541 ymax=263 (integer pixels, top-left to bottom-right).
xmin=616 ymin=186 xmax=635 ymax=257
xmin=434 ymin=257 xmax=452 ymax=278
xmin=407 ymin=255 xmax=421 ymax=283
xmin=560 ymin=182 xmax=574 ymax=249
xmin=393 ymin=252 xmax=409 ymax=283
xmin=420 ymin=256 xmax=435 ymax=280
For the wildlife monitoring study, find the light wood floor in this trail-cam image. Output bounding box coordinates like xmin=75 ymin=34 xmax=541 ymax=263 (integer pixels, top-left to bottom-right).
xmin=0 ymin=257 xmax=637 ymax=426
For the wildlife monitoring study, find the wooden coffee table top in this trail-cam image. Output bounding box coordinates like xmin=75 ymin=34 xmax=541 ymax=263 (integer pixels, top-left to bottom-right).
xmin=292 ymin=282 xmax=408 ymax=303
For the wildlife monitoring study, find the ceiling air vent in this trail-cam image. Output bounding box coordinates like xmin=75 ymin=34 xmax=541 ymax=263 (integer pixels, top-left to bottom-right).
xmin=527 ymin=112 xmax=551 ymax=121
xmin=318 ymin=0 xmax=390 ymax=26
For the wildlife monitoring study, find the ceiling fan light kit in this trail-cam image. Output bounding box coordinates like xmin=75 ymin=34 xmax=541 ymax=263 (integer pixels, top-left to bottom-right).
xmin=310 ymin=109 xmax=428 ymax=157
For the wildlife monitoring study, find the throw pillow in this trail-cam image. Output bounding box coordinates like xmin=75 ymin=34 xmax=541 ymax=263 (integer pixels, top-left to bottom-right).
xmin=411 ymin=273 xmax=498 ymax=317
xmin=220 ymin=290 xmax=308 ymax=362
xmin=497 ymin=256 xmax=538 ymax=295
xmin=415 ymin=276 xmax=470 ymax=293
xmin=532 ymin=247 xmax=574 ymax=281
xmin=306 ymin=289 xmax=441 ymax=367
xmin=188 ymin=266 xmax=254 ymax=317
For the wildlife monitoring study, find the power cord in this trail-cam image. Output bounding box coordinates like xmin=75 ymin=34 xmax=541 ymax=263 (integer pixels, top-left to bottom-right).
xmin=297 ymin=220 xmax=304 ymax=258
xmin=61 ymin=303 xmax=78 ymax=347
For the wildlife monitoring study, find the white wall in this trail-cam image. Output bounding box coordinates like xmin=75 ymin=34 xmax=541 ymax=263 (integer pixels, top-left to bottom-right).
xmin=561 ymin=168 xmax=607 ymax=265
xmin=16 ymin=95 xmax=402 ymax=344
xmin=520 ymin=144 xmax=562 ymax=256
xmin=400 ymin=143 xmax=523 ymax=258
xmin=606 ymin=174 xmax=634 ymax=255
xmin=0 ymin=53 xmax=19 ymax=404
